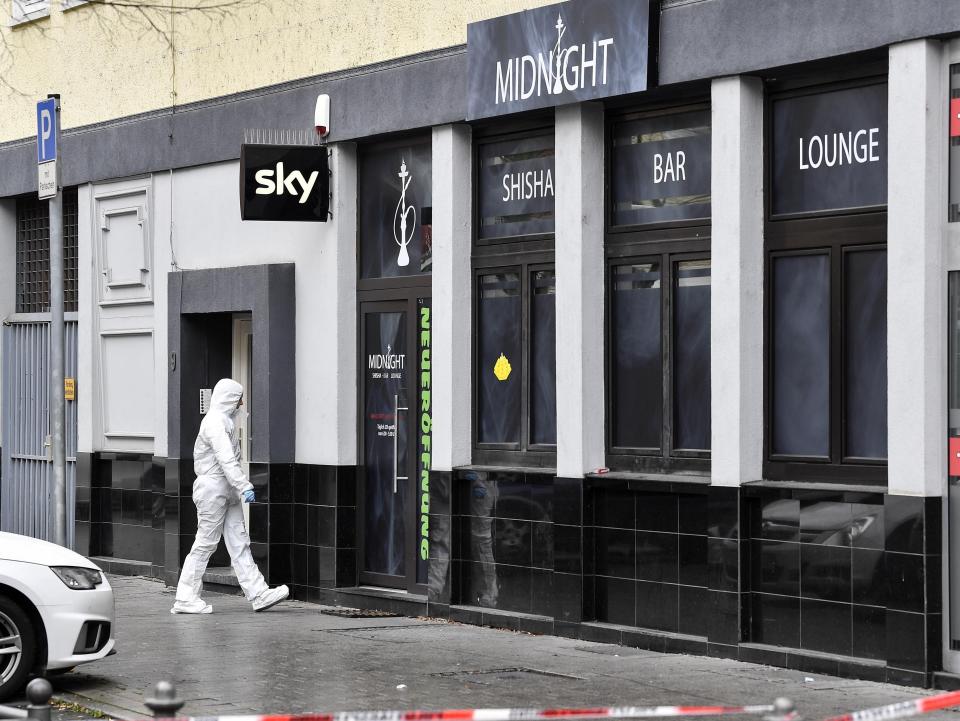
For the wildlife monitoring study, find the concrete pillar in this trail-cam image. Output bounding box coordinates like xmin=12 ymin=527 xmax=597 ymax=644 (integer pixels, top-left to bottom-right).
xmin=888 ymin=39 xmax=946 ymax=497
xmin=431 ymin=124 xmax=472 ymax=471
xmin=555 ymin=102 xmax=605 ymax=479
xmin=76 ymin=184 xmax=94 ymax=455
xmin=330 ymin=142 xmax=359 ymax=466
xmin=710 ymin=76 xmax=765 ymax=487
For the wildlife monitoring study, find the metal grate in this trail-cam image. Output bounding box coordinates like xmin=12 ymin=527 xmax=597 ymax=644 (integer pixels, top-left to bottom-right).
xmin=63 ymin=189 xmax=78 ymax=311
xmin=16 ymin=196 xmax=49 ymax=313
xmin=429 ymin=667 xmax=583 ymax=681
xmin=320 ymin=608 xmax=401 ymax=618
xmin=15 ymin=188 xmax=79 ymax=314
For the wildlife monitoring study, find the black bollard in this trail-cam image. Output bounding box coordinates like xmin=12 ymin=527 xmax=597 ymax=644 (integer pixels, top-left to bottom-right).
xmin=144 ymin=681 xmax=185 ymax=719
xmin=25 ymin=679 xmax=52 ymax=721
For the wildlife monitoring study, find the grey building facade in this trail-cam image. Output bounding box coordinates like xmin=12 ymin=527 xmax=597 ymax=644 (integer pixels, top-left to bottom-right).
xmin=1 ymin=0 xmax=959 ymax=688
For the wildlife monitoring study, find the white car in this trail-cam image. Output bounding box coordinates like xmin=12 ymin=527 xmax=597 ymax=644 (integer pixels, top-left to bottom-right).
xmin=0 ymin=532 xmax=115 ymax=700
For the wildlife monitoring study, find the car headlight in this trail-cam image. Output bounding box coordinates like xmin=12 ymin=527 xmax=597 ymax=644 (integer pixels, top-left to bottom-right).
xmin=51 ymin=566 xmax=103 ymax=590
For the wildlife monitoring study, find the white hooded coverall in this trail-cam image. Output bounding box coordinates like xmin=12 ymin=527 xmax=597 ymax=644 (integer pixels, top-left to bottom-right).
xmin=175 ymin=378 xmax=269 ymax=603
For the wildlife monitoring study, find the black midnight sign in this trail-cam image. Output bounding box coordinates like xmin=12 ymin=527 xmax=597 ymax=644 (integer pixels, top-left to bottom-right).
xmin=240 ymin=144 xmax=329 ymax=222
xmin=478 ymin=133 xmax=555 ymax=240
xmin=772 ymin=84 xmax=887 ymax=216
xmin=466 ymin=0 xmax=654 ymax=121
xmin=611 ymin=109 xmax=711 ymax=226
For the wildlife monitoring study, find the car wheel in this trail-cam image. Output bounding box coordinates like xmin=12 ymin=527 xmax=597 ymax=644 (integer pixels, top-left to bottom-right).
xmin=0 ymin=596 xmax=37 ymax=702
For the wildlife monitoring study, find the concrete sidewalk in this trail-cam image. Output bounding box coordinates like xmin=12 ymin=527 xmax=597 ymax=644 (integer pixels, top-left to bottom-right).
xmin=47 ymin=576 xmax=960 ymax=721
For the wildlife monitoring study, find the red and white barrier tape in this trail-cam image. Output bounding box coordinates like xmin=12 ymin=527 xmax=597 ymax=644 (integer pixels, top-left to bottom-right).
xmin=817 ymin=690 xmax=960 ymax=721
xmin=146 ymin=689 xmax=960 ymax=721
xmin=202 ymin=703 xmax=779 ymax=721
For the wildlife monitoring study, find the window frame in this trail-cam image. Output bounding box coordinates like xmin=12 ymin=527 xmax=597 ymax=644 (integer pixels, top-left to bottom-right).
xmin=472 ymin=255 xmax=557 ymax=467
xmin=763 ymin=72 xmax=889 ymax=485
xmin=763 ymin=198 xmax=888 ymax=485
xmin=604 ymin=242 xmax=711 ymax=473
xmin=356 ymin=132 xmax=433 ymax=293
xmin=471 ymin=123 xmax=557 ymax=468
xmin=604 ymin=102 xmax=712 ymax=475
xmin=606 ymin=101 xmax=712 ymax=236
xmin=473 ymin=125 xmax=556 ymax=248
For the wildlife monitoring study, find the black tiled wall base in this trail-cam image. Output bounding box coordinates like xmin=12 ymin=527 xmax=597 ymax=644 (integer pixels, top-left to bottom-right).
xmin=76 ymin=456 xmax=946 ymax=687
xmin=743 ymin=486 xmax=942 ymax=683
xmin=78 ymin=452 xmax=165 ymax=568
xmin=79 ymin=459 xmax=358 ymax=599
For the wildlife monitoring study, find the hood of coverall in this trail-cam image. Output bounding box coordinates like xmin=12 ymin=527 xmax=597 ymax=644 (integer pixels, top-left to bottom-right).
xmin=210 ymin=378 xmax=243 ymax=417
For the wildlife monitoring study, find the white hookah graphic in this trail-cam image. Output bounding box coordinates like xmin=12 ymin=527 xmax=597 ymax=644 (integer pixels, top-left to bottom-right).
xmin=393 ymin=159 xmax=416 ymax=267
xmin=552 ymin=13 xmax=569 ymax=95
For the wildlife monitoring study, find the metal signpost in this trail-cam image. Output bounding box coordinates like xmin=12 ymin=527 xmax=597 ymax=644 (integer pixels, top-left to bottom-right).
xmin=37 ymin=95 xmax=66 ymax=548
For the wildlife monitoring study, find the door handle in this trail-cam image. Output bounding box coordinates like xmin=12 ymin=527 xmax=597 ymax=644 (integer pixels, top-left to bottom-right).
xmin=393 ymin=393 xmax=408 ymax=494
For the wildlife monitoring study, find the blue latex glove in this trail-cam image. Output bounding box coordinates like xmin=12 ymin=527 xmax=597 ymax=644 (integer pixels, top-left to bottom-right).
xmin=242 ymin=489 xmax=255 ymax=504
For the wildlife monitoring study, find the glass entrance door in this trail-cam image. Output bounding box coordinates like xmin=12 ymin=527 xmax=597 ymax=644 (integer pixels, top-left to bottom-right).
xmin=359 ymin=298 xmax=429 ymax=592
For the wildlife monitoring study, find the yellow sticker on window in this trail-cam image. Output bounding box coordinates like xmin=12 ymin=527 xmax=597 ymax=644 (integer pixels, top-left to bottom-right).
xmin=493 ymin=353 xmax=512 ymax=381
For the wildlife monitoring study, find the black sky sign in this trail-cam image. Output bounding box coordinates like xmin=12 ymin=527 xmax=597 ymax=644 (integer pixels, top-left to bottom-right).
xmin=240 ymin=144 xmax=329 ymax=222
xmin=772 ymin=84 xmax=887 ymax=216
xmin=611 ymin=109 xmax=711 ymax=226
xmin=467 ymin=0 xmax=654 ymax=121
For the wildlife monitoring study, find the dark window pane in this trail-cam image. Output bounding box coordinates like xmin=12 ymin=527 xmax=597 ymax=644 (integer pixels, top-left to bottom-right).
xmin=844 ymin=250 xmax=887 ymax=459
xmin=478 ymin=273 xmax=522 ymax=444
xmin=772 ymin=254 xmax=830 ymax=457
xmin=611 ymin=263 xmax=662 ymax=449
xmin=362 ymin=311 xmax=408 ymax=577
xmin=478 ymin=134 xmax=555 ymax=240
xmin=674 ymin=260 xmax=711 ymax=451
xmin=531 ymin=269 xmax=556 ymax=445
xmin=611 ymin=109 xmax=711 ymax=226
xmin=359 ymin=140 xmax=433 ymax=279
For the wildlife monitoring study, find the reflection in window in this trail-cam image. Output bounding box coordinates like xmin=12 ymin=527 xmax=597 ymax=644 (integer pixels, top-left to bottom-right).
xmin=844 ymin=249 xmax=887 ymax=459
xmin=674 ymin=260 xmax=711 ymax=451
xmin=477 ymin=273 xmax=522 ymax=444
xmin=772 ymin=254 xmax=830 ymax=457
xmin=531 ymin=269 xmax=556 ymax=445
xmin=611 ymin=263 xmax=662 ymax=449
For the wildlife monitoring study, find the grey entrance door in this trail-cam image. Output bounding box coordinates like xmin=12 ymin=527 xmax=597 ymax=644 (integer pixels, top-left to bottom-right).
xmin=0 ymin=320 xmax=78 ymax=546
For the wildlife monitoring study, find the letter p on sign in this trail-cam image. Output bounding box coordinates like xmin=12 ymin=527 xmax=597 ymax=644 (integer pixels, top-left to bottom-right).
xmin=36 ymin=97 xmax=57 ymax=163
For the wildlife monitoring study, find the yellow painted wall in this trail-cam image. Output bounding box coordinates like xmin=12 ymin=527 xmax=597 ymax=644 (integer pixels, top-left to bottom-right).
xmin=0 ymin=0 xmax=555 ymax=143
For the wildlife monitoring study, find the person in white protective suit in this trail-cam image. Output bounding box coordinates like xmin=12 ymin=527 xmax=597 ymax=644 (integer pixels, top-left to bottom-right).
xmin=171 ymin=378 xmax=289 ymax=614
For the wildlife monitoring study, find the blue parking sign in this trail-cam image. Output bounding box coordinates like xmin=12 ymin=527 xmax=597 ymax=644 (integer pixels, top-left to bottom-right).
xmin=36 ymin=97 xmax=57 ymax=163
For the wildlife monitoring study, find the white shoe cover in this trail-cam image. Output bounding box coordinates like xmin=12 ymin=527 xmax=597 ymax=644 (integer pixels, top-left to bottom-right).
xmin=252 ymin=584 xmax=289 ymax=612
xmin=171 ymin=599 xmax=213 ymax=614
